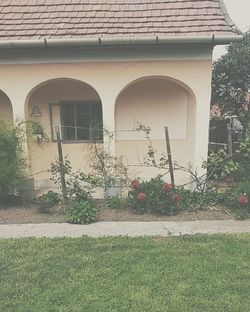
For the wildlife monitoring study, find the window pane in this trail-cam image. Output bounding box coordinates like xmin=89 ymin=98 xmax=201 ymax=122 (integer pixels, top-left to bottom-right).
xmin=76 ymin=104 xmax=90 ymax=140
xmin=61 ymin=104 xmax=75 ymax=140
xmin=60 ymin=101 xmax=103 ymax=142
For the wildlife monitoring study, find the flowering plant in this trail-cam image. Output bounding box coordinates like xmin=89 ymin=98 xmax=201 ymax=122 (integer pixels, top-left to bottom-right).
xmin=131 ymin=179 xmax=140 ymax=189
xmin=162 ymin=182 xmax=172 ymax=192
xmin=127 ymin=176 xmax=182 ymax=215
xmin=238 ymin=194 xmax=249 ymax=205
xmin=223 ymin=181 xmax=250 ymax=219
xmin=172 ymin=194 xmax=181 ymax=208
xmin=137 ymin=192 xmax=146 ymax=201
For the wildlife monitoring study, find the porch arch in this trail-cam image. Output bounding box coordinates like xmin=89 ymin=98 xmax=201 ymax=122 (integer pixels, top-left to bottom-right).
xmin=24 ymin=78 xmax=103 ymax=192
xmin=24 ymin=77 xmax=103 ymax=141
xmin=115 ymin=76 xmax=197 ymax=183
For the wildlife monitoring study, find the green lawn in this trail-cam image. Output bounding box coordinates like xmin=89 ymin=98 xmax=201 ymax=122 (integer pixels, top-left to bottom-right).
xmin=0 ymin=235 xmax=250 ymax=312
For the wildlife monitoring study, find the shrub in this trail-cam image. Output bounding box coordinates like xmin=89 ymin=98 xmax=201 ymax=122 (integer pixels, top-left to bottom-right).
xmin=107 ymin=195 xmax=127 ymax=209
xmin=223 ymin=181 xmax=250 ymax=219
xmin=128 ymin=176 xmax=225 ymax=215
xmin=0 ymin=120 xmax=26 ymax=202
xmin=67 ymin=198 xmax=97 ymax=224
xmin=50 ymin=157 xmax=98 ymax=223
xmin=36 ymin=191 xmax=61 ymax=214
xmin=128 ymin=177 xmax=181 ymax=215
xmin=223 ymin=181 xmax=250 ymax=208
xmin=88 ymin=142 xmax=129 ymax=189
xmin=204 ymin=137 xmax=250 ymax=183
xmin=203 ymin=149 xmax=239 ymax=181
xmin=185 ymin=186 xmax=224 ymax=211
xmin=233 ymin=136 xmax=250 ymax=182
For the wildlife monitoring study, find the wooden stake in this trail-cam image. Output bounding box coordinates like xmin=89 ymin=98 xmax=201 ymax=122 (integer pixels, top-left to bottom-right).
xmin=164 ymin=126 xmax=175 ymax=186
xmin=55 ymin=126 xmax=67 ymax=209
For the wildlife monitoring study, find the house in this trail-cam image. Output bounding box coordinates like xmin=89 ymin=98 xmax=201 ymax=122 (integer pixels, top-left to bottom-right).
xmin=0 ymin=0 xmax=242 ymax=193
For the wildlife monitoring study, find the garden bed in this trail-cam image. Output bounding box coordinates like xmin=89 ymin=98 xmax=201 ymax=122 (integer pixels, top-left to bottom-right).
xmin=0 ymin=202 xmax=232 ymax=224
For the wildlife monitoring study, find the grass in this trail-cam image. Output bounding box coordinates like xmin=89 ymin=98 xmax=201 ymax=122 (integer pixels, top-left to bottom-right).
xmin=0 ymin=235 xmax=250 ymax=312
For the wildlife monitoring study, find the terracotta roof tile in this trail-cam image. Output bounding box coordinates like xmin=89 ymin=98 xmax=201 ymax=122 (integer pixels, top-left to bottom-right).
xmin=0 ymin=0 xmax=241 ymax=41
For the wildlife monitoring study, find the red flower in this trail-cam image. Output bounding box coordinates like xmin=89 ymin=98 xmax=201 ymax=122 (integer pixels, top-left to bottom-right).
xmin=238 ymin=194 xmax=248 ymax=205
xmin=138 ymin=192 xmax=146 ymax=201
xmin=173 ymin=194 xmax=181 ymax=202
xmin=131 ymin=179 xmax=139 ymax=189
xmin=173 ymin=194 xmax=181 ymax=209
xmin=162 ymin=182 xmax=172 ymax=192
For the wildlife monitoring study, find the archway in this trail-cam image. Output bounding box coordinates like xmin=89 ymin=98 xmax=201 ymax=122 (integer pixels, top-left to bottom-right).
xmin=25 ymin=78 xmax=103 ymax=141
xmin=25 ymin=78 xmax=103 ymax=192
xmin=115 ymin=76 xmax=196 ymax=184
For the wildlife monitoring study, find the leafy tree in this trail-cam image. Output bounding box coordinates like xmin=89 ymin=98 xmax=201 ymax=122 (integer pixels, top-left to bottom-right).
xmin=211 ymin=30 xmax=250 ymax=118
xmin=0 ymin=120 xmax=26 ymax=201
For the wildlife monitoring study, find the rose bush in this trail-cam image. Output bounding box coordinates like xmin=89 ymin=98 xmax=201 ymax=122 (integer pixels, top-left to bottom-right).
xmin=127 ymin=176 xmax=182 ymax=215
xmin=223 ymin=181 xmax=250 ymax=219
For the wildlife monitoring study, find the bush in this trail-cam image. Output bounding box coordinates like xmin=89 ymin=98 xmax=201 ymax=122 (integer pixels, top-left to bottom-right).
xmin=128 ymin=177 xmax=182 ymax=215
xmin=127 ymin=176 xmax=225 ymax=215
xmin=36 ymin=191 xmax=61 ymax=214
xmin=67 ymin=198 xmax=97 ymax=224
xmin=234 ymin=136 xmax=250 ymax=182
xmin=106 ymin=195 xmax=128 ymax=209
xmin=0 ymin=120 xmax=26 ymax=202
xmin=185 ymin=186 xmax=224 ymax=211
xmin=203 ymin=149 xmax=239 ymax=181
xmin=223 ymin=181 xmax=250 ymax=219
xmin=204 ymin=136 xmax=250 ymax=183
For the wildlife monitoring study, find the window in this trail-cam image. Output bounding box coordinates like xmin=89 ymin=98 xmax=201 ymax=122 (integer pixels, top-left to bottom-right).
xmin=50 ymin=101 xmax=103 ymax=142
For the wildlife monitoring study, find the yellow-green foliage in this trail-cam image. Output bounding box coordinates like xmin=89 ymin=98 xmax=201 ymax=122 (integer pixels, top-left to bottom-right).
xmin=0 ymin=120 xmax=26 ymax=200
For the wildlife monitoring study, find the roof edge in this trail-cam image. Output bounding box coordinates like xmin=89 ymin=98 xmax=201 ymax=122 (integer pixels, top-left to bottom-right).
xmin=0 ymin=35 xmax=244 ymax=49
xmin=218 ymin=0 xmax=243 ymax=36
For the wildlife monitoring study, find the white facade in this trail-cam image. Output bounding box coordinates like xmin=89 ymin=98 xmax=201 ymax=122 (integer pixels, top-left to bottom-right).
xmin=0 ymin=45 xmax=212 ymax=193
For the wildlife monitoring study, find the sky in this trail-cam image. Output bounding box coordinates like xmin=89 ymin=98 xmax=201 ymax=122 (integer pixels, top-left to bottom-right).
xmin=213 ymin=0 xmax=250 ymax=60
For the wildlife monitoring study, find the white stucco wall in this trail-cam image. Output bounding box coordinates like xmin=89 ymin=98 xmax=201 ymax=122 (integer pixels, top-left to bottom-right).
xmin=115 ymin=77 xmax=196 ymax=183
xmin=0 ymin=57 xmax=212 ymax=191
xmin=115 ymin=78 xmax=188 ymax=141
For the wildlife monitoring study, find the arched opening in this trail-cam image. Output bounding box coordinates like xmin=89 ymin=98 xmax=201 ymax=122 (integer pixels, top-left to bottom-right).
xmin=0 ymin=90 xmax=13 ymax=123
xmin=25 ymin=78 xmax=103 ymax=192
xmin=115 ymin=76 xmax=196 ymax=184
xmin=25 ymin=78 xmax=103 ymax=142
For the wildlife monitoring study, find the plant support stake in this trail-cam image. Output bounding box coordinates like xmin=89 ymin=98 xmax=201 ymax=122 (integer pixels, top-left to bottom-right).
xmin=164 ymin=126 xmax=175 ymax=186
xmin=55 ymin=126 xmax=67 ymax=208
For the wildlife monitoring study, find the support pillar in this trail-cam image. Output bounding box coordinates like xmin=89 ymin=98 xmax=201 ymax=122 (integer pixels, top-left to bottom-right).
xmin=101 ymin=95 xmax=116 ymax=156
